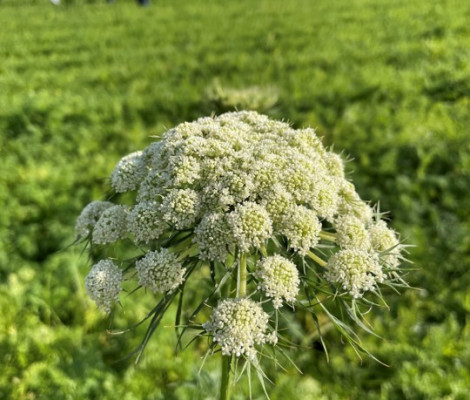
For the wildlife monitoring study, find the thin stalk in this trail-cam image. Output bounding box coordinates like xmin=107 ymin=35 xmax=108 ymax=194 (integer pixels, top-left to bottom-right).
xmin=176 ymin=244 xmax=199 ymax=262
xmin=219 ymin=252 xmax=248 ymax=399
xmin=238 ymin=252 xmax=247 ymax=297
xmin=260 ymin=244 xmax=268 ymax=257
xmin=219 ymin=255 xmax=240 ymax=400
xmin=172 ymin=236 xmax=195 ymax=253
xmin=307 ymin=250 xmax=328 ymax=268
xmin=319 ymin=231 xmax=336 ymax=242
xmin=219 ymin=355 xmax=234 ymax=400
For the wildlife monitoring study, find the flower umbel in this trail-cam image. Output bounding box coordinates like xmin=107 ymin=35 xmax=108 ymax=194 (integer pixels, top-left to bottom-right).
xmin=85 ymin=259 xmax=123 ymax=313
xmin=369 ymin=220 xmax=401 ymax=268
xmin=135 ymin=248 xmax=186 ymax=293
xmin=127 ymin=202 xmax=165 ymax=244
xmin=334 ymin=215 xmax=371 ymax=250
xmin=228 ymin=202 xmax=273 ymax=253
xmin=76 ymin=111 xmax=408 ymax=396
xmin=203 ymin=298 xmax=271 ymax=360
xmin=325 ymin=249 xmax=385 ymax=298
xmin=92 ymin=205 xmax=128 ymax=245
xmin=75 ymin=200 xmax=113 ymax=240
xmin=111 ymin=151 xmax=147 ymax=193
xmin=255 ymin=255 xmax=300 ymax=308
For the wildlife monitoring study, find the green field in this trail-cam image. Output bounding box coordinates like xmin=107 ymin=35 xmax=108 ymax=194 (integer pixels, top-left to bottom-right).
xmin=1 ymin=0 xmax=470 ymax=399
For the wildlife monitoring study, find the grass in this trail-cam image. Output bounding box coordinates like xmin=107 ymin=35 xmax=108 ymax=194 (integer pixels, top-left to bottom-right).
xmin=1 ymin=0 xmax=470 ymax=399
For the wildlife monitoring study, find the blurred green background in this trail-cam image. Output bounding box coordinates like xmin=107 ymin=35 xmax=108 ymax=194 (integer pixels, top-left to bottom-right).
xmin=1 ymin=0 xmax=470 ymax=399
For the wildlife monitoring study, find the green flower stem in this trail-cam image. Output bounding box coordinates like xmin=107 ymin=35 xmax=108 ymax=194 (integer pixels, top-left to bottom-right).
xmin=319 ymin=231 xmax=336 ymax=242
xmin=219 ymin=254 xmax=244 ymax=400
xmin=219 ymin=355 xmax=234 ymax=400
xmin=260 ymin=244 xmax=268 ymax=257
xmin=176 ymin=244 xmax=199 ymax=262
xmin=219 ymin=252 xmax=247 ymax=399
xmin=172 ymin=236 xmax=195 ymax=253
xmin=238 ymin=252 xmax=247 ymax=297
xmin=307 ymin=251 xmax=328 ymax=268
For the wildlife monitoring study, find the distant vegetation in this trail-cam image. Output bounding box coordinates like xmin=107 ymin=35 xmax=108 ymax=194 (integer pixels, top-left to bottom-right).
xmin=1 ymin=0 xmax=469 ymax=399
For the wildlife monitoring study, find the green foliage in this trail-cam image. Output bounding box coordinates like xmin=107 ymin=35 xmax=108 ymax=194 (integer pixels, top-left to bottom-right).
xmin=1 ymin=0 xmax=469 ymax=398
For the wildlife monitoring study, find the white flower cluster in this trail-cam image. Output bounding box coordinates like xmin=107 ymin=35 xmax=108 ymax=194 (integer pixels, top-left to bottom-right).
xmin=280 ymin=205 xmax=321 ymax=255
xmin=85 ymin=259 xmax=123 ymax=313
xmin=334 ymin=215 xmax=371 ymax=250
xmin=76 ymin=111 xmax=405 ymax=364
xmin=194 ymin=212 xmax=232 ymax=262
xmin=203 ymin=298 xmax=273 ymax=360
xmin=135 ymin=248 xmax=186 ymax=293
xmin=127 ymin=202 xmax=165 ymax=244
xmin=227 ymin=202 xmax=272 ymax=252
xmin=336 ymin=181 xmax=373 ymax=224
xmin=105 ymin=111 xmax=358 ymax=260
xmin=161 ymin=189 xmax=200 ymax=229
xmin=255 ymin=255 xmax=300 ymax=308
xmin=92 ymin=205 xmax=128 ymax=245
xmin=325 ymin=249 xmax=384 ymax=298
xmin=325 ymin=213 xmax=403 ymax=296
xmin=78 ymin=112 xmax=384 ymax=260
xmin=111 ymin=151 xmax=147 ymax=193
xmin=75 ymin=200 xmax=113 ymax=239
xmin=369 ymin=220 xmax=401 ymax=268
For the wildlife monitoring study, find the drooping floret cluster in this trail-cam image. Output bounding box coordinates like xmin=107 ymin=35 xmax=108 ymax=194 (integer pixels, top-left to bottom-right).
xmin=92 ymin=205 xmax=129 ymax=245
xmin=76 ymin=111 xmax=406 ymax=365
xmin=75 ymin=200 xmax=113 ymax=240
xmin=85 ymin=259 xmax=123 ymax=313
